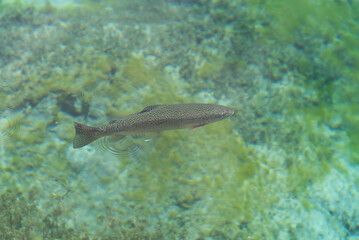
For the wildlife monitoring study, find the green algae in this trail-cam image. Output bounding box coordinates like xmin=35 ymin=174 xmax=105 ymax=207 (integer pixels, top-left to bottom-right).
xmin=242 ymin=0 xmax=358 ymax=188
xmin=1 ymin=112 xmax=23 ymax=138
xmin=0 ymin=1 xmax=269 ymax=238
xmin=0 ymin=0 xmax=356 ymax=239
xmin=0 ymin=187 xmax=40 ymax=240
xmin=115 ymin=118 xmax=281 ymax=238
xmin=121 ymin=56 xmax=157 ymax=88
xmin=199 ymin=57 xmax=225 ymax=79
xmin=245 ymin=0 xmax=359 ymax=98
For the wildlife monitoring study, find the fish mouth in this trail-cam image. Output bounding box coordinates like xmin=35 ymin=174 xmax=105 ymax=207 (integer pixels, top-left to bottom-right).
xmin=217 ymin=110 xmax=234 ymax=120
xmin=228 ymin=108 xmax=235 ymax=117
xmin=223 ymin=108 xmax=235 ymax=118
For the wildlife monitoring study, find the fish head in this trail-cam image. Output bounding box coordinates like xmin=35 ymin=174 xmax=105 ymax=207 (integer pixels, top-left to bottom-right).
xmin=210 ymin=105 xmax=235 ymax=121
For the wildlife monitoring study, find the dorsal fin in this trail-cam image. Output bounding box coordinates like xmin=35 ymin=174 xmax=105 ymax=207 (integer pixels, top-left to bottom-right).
xmin=109 ymin=120 xmax=120 ymax=124
xmin=138 ymin=105 xmax=163 ymax=114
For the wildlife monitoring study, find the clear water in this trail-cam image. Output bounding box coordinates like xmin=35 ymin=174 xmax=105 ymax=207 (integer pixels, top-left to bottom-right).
xmin=0 ymin=0 xmax=358 ymax=239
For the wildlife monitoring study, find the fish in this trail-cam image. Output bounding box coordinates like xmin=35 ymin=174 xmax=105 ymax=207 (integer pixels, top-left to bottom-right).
xmin=73 ymin=103 xmax=234 ymax=149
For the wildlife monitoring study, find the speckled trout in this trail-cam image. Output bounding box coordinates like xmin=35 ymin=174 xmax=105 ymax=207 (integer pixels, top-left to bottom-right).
xmin=73 ymin=103 xmax=234 ymax=148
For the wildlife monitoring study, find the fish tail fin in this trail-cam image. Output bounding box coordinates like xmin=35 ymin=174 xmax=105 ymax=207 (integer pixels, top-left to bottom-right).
xmin=73 ymin=122 xmax=102 ymax=148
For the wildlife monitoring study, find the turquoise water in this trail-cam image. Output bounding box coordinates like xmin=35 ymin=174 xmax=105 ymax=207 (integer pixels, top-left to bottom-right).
xmin=0 ymin=0 xmax=358 ymax=239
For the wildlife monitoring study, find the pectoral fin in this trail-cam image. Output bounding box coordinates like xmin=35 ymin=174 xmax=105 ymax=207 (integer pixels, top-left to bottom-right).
xmin=190 ymin=123 xmax=206 ymax=131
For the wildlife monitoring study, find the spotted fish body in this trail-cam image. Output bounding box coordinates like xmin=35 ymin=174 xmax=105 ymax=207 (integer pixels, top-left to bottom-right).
xmin=73 ymin=103 xmax=234 ymax=148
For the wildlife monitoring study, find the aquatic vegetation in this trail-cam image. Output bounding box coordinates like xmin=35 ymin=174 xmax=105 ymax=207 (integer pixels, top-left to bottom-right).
xmin=121 ymin=56 xmax=158 ymax=88
xmin=0 ymin=0 xmax=357 ymax=239
xmin=0 ymin=187 xmax=40 ymax=239
xmin=198 ymin=57 xmax=225 ymax=79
